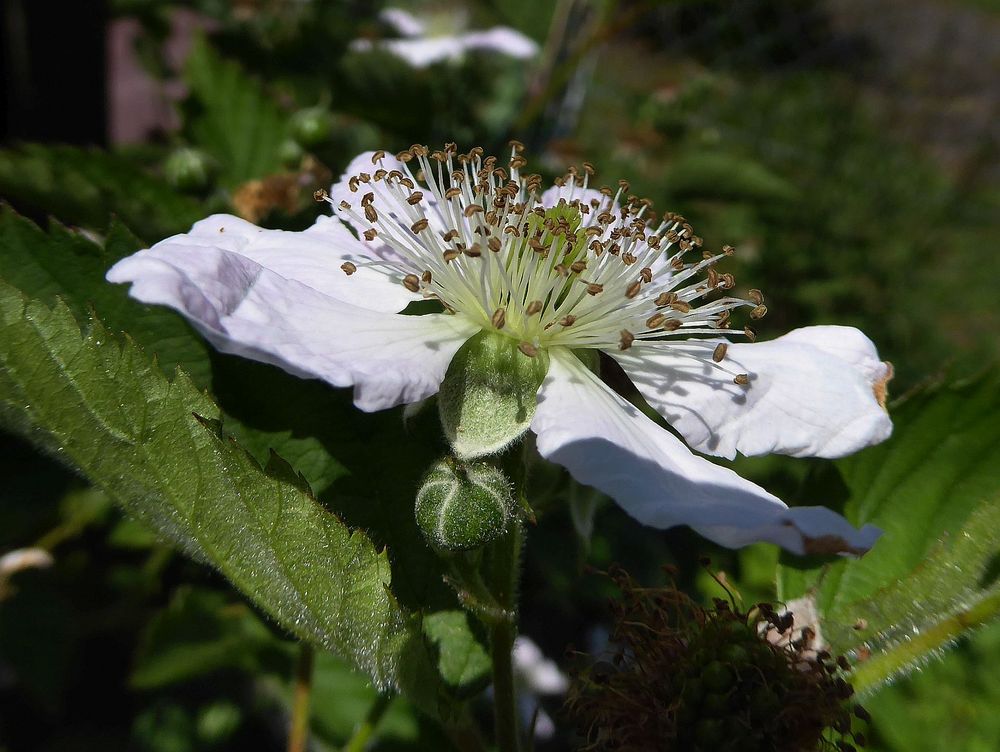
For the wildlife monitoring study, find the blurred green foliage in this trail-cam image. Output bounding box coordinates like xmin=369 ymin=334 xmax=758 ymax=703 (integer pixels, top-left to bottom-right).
xmin=1 ymin=0 xmax=997 ymax=750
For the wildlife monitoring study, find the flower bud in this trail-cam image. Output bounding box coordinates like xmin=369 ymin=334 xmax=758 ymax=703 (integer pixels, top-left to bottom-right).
xmin=164 ymin=147 xmax=216 ymax=193
xmin=290 ymin=107 xmax=333 ymax=148
xmin=415 ymin=459 xmax=513 ymax=551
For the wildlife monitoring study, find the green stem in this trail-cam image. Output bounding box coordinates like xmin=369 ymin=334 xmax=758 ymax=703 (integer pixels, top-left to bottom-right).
xmin=851 ymin=589 xmax=1000 ymax=696
xmin=342 ymin=693 xmax=392 ymax=752
xmin=287 ymin=643 xmax=314 ymax=752
xmin=488 ymin=523 xmax=524 ymax=752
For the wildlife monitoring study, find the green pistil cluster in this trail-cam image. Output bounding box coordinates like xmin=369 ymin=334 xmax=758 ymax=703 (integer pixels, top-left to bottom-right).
xmin=566 ymin=566 xmax=869 ymax=752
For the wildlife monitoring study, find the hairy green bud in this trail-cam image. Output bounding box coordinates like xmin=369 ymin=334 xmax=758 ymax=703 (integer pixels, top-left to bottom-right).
xmin=164 ymin=147 xmax=216 ymax=193
xmin=437 ymin=331 xmax=549 ymax=459
xmin=415 ymin=459 xmax=513 ymax=551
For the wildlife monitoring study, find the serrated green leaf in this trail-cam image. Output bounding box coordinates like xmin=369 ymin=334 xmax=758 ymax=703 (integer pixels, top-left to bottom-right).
xmin=0 ymin=144 xmax=204 ymax=239
xmin=0 ymin=279 xmax=437 ymax=698
xmin=778 ymin=370 xmax=1000 ymax=693
xmin=423 ymin=610 xmax=491 ymax=693
xmin=184 ymin=37 xmax=291 ymax=186
xmin=0 ymin=207 xmax=213 ymax=385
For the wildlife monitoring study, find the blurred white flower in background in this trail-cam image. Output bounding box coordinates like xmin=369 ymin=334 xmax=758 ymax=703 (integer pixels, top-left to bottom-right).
xmin=512 ymin=636 xmax=569 ymax=739
xmin=351 ymin=7 xmax=539 ymax=68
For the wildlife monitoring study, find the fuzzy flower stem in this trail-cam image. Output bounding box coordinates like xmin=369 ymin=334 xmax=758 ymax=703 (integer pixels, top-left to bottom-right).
xmin=488 ymin=522 xmax=524 ymax=752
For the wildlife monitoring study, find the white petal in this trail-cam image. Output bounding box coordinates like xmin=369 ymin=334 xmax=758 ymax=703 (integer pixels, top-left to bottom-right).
xmin=383 ymin=36 xmax=465 ymax=67
xmin=107 ymin=244 xmax=478 ymax=411
xmin=531 ymin=350 xmax=881 ymax=554
xmin=379 ymin=7 xmax=425 ymax=37
xmin=613 ymin=326 xmax=893 ymax=460
xmin=114 ymin=214 xmax=418 ymax=314
xmin=459 ymin=27 xmax=539 ymax=59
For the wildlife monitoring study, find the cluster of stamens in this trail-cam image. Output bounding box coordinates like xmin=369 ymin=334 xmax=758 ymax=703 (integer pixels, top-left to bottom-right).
xmin=321 ymin=143 xmax=766 ymax=384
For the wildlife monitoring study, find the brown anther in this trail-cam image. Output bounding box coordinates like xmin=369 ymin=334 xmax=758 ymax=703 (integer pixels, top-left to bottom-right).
xmin=622 ymin=252 xmax=637 ymax=265
xmin=625 ymin=281 xmax=642 ymax=299
xmin=670 ymin=301 xmax=692 ymax=313
xmin=750 ymin=304 xmax=768 ymax=319
xmin=421 ymin=270 xmax=432 ymax=284
xmin=582 ymin=161 xmax=596 ymax=176
xmin=646 ymin=313 xmax=666 ymax=329
xmin=358 ymin=172 xmax=371 ymax=183
xmin=488 ymin=237 xmax=502 ymax=252
xmin=364 ymin=205 xmax=378 ymax=223
xmin=399 ymin=177 xmax=415 ymax=189
xmin=348 ymin=176 xmax=360 ymax=192
xmin=560 ymin=315 xmax=577 ymax=327
xmin=339 ymin=200 xmax=350 ymax=210
xmin=442 ymin=229 xmax=460 ymax=242
xmin=654 ymin=292 xmax=676 ymax=307
xmin=370 ymin=150 xmax=385 ymax=164
xmin=723 ymin=244 xmax=735 ymax=255
xmin=554 ymin=264 xmax=568 ymax=277
xmin=661 ymin=319 xmax=682 ymax=331
xmin=639 ymin=267 xmax=652 ymax=283
xmin=313 ymin=188 xmax=329 ymax=202
xmin=618 ymin=329 xmax=635 ymax=350
xmin=464 ymin=204 xmax=484 ymax=218
xmin=586 ymin=283 xmax=604 ymax=296
xmin=712 ymin=343 xmax=728 ymax=362
xmin=411 ymin=218 xmax=430 ymax=233
xmin=491 ymin=307 xmax=506 ymax=329
xmin=443 ymin=250 xmax=462 ymax=263
xmin=734 ymin=373 xmax=750 ymax=386
xmin=718 ymin=272 xmax=735 ymax=289
xmin=340 ymin=262 xmax=357 ymax=276
xmin=748 ymin=288 xmax=764 ymax=305
xmin=396 ymin=150 xmax=413 ymax=162
xmin=363 ymin=229 xmax=378 ymax=241
xmin=403 ymin=274 xmax=420 ymax=292
xmin=526 ymin=300 xmax=543 ymax=316
xmin=360 ymin=192 xmax=375 ymax=206
xmin=510 ymin=155 xmax=528 ymax=170
xmin=707 ymin=268 xmax=720 ymax=288
xmin=570 ymin=260 xmax=587 ymax=274
xmin=518 ymin=342 xmax=538 ymax=358
xmin=464 ymin=244 xmax=482 ymax=258
xmin=406 ymin=191 xmax=424 ymax=205
xmin=444 ymin=187 xmax=463 ymax=199
xmin=508 ymin=139 xmax=525 ymax=152
xmin=744 ymin=326 xmax=757 ymax=342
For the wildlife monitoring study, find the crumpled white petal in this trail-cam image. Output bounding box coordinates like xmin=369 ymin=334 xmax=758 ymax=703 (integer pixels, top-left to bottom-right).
xmin=459 ymin=27 xmax=539 ymax=59
xmin=531 ymin=350 xmax=881 ymax=555
xmin=107 ymin=244 xmax=478 ymax=411
xmin=112 ymin=214 xmax=418 ymax=314
xmin=613 ymin=325 xmax=893 ymax=460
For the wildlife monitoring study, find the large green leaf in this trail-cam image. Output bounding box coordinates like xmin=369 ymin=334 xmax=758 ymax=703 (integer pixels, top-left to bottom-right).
xmin=0 ymin=279 xmax=436 ymax=698
xmin=0 ymin=145 xmax=204 ymax=239
xmin=0 ymin=206 xmax=212 ymax=385
xmin=184 ymin=37 xmax=291 ymax=186
xmin=778 ymin=370 xmax=1000 ymax=693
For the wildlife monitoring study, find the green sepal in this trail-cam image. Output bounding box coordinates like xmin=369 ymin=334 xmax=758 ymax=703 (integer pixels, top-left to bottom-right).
xmin=437 ymin=331 xmax=550 ymax=459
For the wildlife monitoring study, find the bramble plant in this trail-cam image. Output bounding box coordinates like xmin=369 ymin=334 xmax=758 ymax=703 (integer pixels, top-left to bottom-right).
xmin=1 ymin=3 xmax=998 ymax=750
